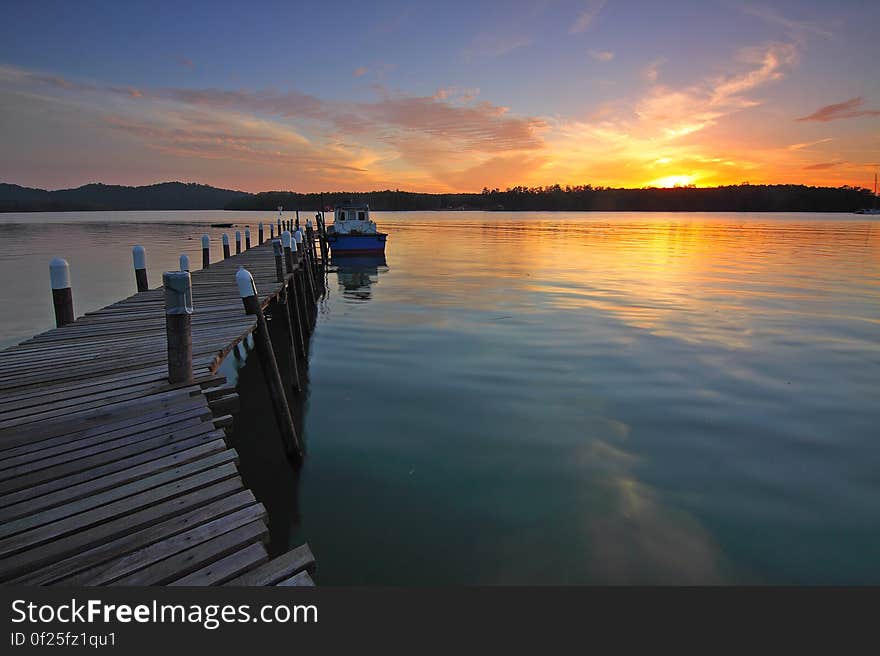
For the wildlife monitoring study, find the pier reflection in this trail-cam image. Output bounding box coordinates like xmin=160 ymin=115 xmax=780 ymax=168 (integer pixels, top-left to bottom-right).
xmin=332 ymin=255 xmax=388 ymax=301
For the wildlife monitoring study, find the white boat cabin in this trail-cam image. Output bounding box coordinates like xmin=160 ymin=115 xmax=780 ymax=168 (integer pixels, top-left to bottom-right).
xmin=331 ymin=203 xmax=378 ymax=235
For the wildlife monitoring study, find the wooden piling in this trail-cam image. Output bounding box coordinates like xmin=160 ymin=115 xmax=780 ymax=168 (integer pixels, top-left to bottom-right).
xmin=236 ymin=231 xmax=242 ymax=255
xmin=201 ymin=234 xmax=210 ymax=269
xmin=282 ymin=231 xmax=294 ymax=274
xmin=280 ymin=285 xmax=302 ymax=393
xmin=162 ymin=271 xmax=193 ymax=384
xmin=258 ymin=223 xmax=264 ymax=245
xmin=49 ymin=257 xmax=74 ymax=327
xmin=223 ymin=234 xmax=231 ymax=260
xmin=296 ymin=230 xmax=318 ymax=305
xmin=132 ymin=245 xmax=149 ymax=292
xmin=272 ymin=239 xmax=285 ymax=283
xmin=245 ymin=229 xmax=251 ymax=250
xmin=179 ymin=254 xmax=190 ymax=271
xmin=236 ymin=267 xmax=302 ymax=461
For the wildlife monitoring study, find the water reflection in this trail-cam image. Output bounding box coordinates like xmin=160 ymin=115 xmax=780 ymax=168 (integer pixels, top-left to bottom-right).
xmin=332 ymin=255 xmax=388 ymax=301
xmin=2 ymin=211 xmax=879 ymax=583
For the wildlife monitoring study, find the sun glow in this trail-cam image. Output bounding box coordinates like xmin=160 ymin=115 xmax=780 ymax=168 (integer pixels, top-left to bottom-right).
xmin=649 ymin=174 xmax=698 ymax=188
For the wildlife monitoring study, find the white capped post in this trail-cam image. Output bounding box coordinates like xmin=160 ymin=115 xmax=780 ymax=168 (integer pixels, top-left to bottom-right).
xmin=201 ymin=234 xmax=211 ymax=269
xmin=258 ymin=222 xmax=264 ymax=245
xmin=179 ymin=254 xmax=190 ymax=271
xmin=245 ymin=228 xmax=251 ymax=250
xmin=222 ymin=233 xmax=231 ymax=259
xmin=235 ymin=230 xmax=242 ymax=255
xmin=282 ymin=230 xmax=294 ymax=273
xmin=49 ymin=257 xmax=74 ymax=327
xmin=132 ymin=245 xmax=148 ymax=292
xmin=163 ymin=271 xmax=194 ymax=384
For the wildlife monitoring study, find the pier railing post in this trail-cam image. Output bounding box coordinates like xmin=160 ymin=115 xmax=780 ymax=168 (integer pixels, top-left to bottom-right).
xmin=132 ymin=245 xmax=148 ymax=292
xmin=202 ymin=234 xmax=210 ymax=269
xmin=273 ymin=239 xmax=285 ymax=283
xmin=235 ymin=230 xmax=242 ymax=255
xmin=270 ymin=224 xmax=275 ymax=239
xmin=222 ymin=233 xmax=231 ymax=259
xmin=179 ymin=254 xmax=190 ymax=272
xmin=282 ymin=231 xmax=294 ymax=274
xmin=296 ymin=229 xmax=317 ymax=304
xmin=49 ymin=258 xmax=74 ymax=327
xmin=245 ymin=229 xmax=251 ymax=250
xmin=258 ymin=222 xmax=264 ymax=245
xmin=236 ymin=267 xmax=303 ymax=461
xmin=163 ymin=271 xmax=193 ymax=384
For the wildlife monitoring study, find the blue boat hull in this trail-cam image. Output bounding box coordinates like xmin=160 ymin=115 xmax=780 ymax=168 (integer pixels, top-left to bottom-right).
xmin=327 ymin=232 xmax=387 ymax=256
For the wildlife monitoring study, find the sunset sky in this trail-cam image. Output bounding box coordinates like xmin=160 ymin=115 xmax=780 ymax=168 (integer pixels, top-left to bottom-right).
xmin=1 ymin=0 xmax=878 ymax=193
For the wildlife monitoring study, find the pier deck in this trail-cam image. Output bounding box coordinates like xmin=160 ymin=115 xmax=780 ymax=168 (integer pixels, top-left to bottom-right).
xmin=0 ymin=237 xmax=317 ymax=585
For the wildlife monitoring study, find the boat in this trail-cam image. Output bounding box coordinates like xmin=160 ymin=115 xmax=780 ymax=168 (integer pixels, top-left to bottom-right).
xmin=325 ymin=203 xmax=387 ymax=256
xmin=854 ymin=173 xmax=880 ymax=214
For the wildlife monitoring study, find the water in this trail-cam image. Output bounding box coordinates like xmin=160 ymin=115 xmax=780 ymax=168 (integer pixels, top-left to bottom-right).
xmin=1 ymin=210 xmax=878 ymax=584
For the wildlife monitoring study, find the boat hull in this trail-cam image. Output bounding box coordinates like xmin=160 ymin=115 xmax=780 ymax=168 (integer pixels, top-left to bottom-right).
xmin=327 ymin=232 xmax=387 ymax=256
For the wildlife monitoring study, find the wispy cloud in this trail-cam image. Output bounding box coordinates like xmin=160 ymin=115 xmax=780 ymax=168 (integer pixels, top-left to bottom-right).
xmin=464 ymin=32 xmax=534 ymax=58
xmin=796 ymin=97 xmax=880 ymax=122
xmin=636 ymin=42 xmax=796 ymax=139
xmin=176 ymin=56 xmax=194 ymax=69
xmin=353 ymin=66 xmax=368 ymax=77
xmin=589 ymin=49 xmax=614 ymax=62
xmin=570 ymin=0 xmax=607 ymax=34
xmin=738 ymin=3 xmax=833 ymax=39
xmin=0 ymin=63 xmax=545 ymax=191
xmin=787 ymin=138 xmax=833 ymax=150
xmin=803 ymin=160 xmax=845 ymax=170
xmin=642 ymin=58 xmax=664 ymax=83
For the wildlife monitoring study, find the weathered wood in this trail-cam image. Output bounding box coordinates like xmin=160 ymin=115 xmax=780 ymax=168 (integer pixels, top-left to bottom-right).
xmin=170 ymin=541 xmax=269 ymax=586
xmin=225 ymin=543 xmax=315 ymax=586
xmin=0 ymin=238 xmax=320 ymax=585
xmin=111 ymin=519 xmax=268 ymax=585
xmin=277 ymin=570 xmax=315 ymax=586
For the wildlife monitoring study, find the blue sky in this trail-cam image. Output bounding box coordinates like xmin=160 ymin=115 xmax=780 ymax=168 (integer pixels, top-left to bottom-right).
xmin=1 ymin=0 xmax=878 ymax=191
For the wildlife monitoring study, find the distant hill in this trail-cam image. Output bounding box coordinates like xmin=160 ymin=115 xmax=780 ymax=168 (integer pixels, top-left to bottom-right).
xmin=1 ymin=181 xmax=874 ymax=213
xmin=226 ymin=184 xmax=876 ymax=213
xmin=0 ymin=182 xmax=250 ymax=212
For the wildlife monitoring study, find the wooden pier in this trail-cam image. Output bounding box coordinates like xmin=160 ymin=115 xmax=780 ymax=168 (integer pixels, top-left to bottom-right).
xmin=0 ymin=221 xmax=326 ymax=586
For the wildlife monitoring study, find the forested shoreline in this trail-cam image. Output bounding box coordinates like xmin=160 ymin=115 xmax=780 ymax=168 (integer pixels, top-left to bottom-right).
xmin=1 ymin=181 xmax=874 ymax=213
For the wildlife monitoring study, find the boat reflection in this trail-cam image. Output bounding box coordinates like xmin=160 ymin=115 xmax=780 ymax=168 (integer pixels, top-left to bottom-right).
xmin=332 ymin=254 xmax=388 ymax=301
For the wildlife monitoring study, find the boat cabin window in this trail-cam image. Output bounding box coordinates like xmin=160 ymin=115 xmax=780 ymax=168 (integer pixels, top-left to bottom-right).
xmin=358 ymin=211 xmax=366 ymax=221
xmin=338 ymin=211 xmax=345 ymax=221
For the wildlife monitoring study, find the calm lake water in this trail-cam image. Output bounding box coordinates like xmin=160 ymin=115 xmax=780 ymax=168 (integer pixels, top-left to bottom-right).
xmin=1 ymin=210 xmax=878 ymax=584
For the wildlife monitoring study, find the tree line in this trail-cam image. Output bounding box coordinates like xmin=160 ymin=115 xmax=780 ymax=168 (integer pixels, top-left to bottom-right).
xmin=1 ymin=181 xmax=874 ymax=213
xmin=226 ymin=184 xmax=876 ymax=213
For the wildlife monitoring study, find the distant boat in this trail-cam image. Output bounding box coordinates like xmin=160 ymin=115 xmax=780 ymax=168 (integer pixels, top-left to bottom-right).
xmin=326 ymin=203 xmax=387 ymax=256
xmin=854 ymin=173 xmax=880 ymax=214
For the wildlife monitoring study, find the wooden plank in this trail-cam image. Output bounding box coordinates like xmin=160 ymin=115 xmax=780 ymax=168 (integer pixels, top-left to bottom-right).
xmin=63 ymin=503 xmax=267 ymax=585
xmin=170 ymin=542 xmax=269 ymax=586
xmin=0 ymin=437 xmax=228 ymax=520
xmin=276 ymin=570 xmax=315 ymax=587
xmin=0 ymin=477 xmax=244 ymax=582
xmin=0 ymin=461 xmax=240 ymax=561
xmin=111 ymin=520 xmax=268 ymax=586
xmin=225 ymin=543 xmax=315 ymax=586
xmin=0 ymin=450 xmax=239 ymax=539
